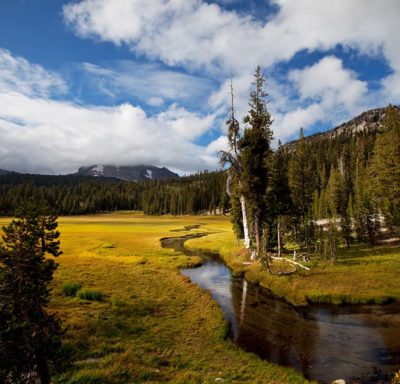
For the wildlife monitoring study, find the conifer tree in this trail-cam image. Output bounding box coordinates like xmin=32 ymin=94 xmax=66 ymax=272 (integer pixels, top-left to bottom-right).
xmin=353 ymin=164 xmax=380 ymax=244
xmin=239 ymin=66 xmax=273 ymax=260
xmin=289 ymin=128 xmax=315 ymax=221
xmin=268 ymin=141 xmax=292 ymax=256
xmin=370 ymin=105 xmax=400 ymax=234
xmin=0 ymin=204 xmax=62 ymax=384
xmin=289 ymin=128 xmax=316 ymax=247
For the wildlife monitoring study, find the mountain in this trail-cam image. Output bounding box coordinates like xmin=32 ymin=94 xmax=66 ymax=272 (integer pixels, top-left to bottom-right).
xmin=286 ymin=106 xmax=400 ymax=148
xmin=0 ymin=168 xmax=11 ymax=175
xmin=76 ymin=165 xmax=179 ymax=181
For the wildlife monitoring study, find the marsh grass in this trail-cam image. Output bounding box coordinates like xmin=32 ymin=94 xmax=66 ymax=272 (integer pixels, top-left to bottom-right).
xmin=63 ymin=283 xmax=82 ymax=297
xmin=0 ymin=213 xmax=310 ymax=383
xmin=77 ymin=289 xmax=104 ymax=301
xmin=186 ymin=228 xmax=400 ymax=306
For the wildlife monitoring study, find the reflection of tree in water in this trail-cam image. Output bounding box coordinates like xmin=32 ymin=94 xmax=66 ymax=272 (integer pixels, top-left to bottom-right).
xmin=230 ymin=278 xmax=319 ymax=379
xmin=162 ymin=234 xmax=400 ymax=383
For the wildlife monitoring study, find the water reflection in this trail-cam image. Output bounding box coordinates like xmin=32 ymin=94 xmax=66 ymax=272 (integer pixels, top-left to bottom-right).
xmin=161 ymin=234 xmax=400 ymax=383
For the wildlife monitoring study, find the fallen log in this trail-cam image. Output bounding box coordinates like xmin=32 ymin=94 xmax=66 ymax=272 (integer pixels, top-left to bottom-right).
xmin=271 ymin=256 xmax=311 ymax=271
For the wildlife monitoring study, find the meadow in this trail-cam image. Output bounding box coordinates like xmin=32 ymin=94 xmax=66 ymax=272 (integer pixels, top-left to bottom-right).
xmin=1 ymin=211 xmax=399 ymax=383
xmin=0 ymin=213 xmax=308 ymax=384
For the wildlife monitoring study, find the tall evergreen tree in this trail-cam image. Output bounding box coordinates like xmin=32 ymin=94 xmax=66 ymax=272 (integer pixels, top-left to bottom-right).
xmin=289 ymin=128 xmax=316 ymax=247
xmin=239 ymin=66 xmax=273 ymax=261
xmin=370 ymin=105 xmax=400 ymax=234
xmin=353 ymin=164 xmax=380 ymax=245
xmin=289 ymin=128 xmax=315 ymax=222
xmin=268 ymin=141 xmax=292 ymax=256
xmin=0 ymin=205 xmax=62 ymax=384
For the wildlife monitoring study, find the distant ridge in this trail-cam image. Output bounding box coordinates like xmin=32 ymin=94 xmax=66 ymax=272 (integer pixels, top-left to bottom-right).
xmin=285 ymin=105 xmax=400 ymax=147
xmin=0 ymin=168 xmax=11 ymax=175
xmin=76 ymin=165 xmax=179 ymax=181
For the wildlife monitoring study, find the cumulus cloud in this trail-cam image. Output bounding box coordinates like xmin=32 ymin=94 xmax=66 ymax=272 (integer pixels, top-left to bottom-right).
xmin=289 ymin=56 xmax=368 ymax=109
xmin=205 ymin=135 xmax=228 ymax=155
xmin=63 ymin=0 xmax=400 ymax=75
xmin=3 ymin=1 xmax=400 ymax=175
xmin=62 ymin=0 xmax=400 ymax=142
xmin=0 ymin=51 xmax=218 ymax=174
xmin=0 ymin=93 xmax=219 ymax=174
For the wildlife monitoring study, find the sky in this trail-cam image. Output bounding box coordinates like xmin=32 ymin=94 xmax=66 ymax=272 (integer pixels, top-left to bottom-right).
xmin=0 ymin=0 xmax=399 ymax=175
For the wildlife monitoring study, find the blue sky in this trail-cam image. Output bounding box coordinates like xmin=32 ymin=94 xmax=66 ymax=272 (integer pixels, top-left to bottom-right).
xmin=0 ymin=0 xmax=399 ymax=174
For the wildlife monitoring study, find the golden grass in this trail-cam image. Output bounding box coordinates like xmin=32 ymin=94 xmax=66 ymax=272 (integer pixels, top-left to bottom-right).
xmin=0 ymin=213 xmax=309 ymax=383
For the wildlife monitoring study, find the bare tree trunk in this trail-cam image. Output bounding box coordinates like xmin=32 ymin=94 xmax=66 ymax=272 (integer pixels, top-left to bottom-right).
xmin=262 ymin=227 xmax=272 ymax=274
xmin=240 ymin=195 xmax=251 ymax=249
xmin=277 ymin=218 xmax=281 ymax=257
xmin=254 ymin=214 xmax=260 ymax=258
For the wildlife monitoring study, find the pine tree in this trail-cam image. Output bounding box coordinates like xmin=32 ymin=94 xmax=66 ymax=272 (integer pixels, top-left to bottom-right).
xmin=353 ymin=164 xmax=380 ymax=244
xmin=239 ymin=66 xmax=273 ymax=262
xmin=289 ymin=128 xmax=316 ymax=222
xmin=268 ymin=141 xmax=292 ymax=256
xmin=370 ymin=105 xmax=400 ymax=234
xmin=289 ymin=128 xmax=316 ymax=248
xmin=0 ymin=204 xmax=62 ymax=384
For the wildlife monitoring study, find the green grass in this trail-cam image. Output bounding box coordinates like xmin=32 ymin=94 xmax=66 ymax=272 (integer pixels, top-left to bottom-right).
xmin=77 ymin=289 xmax=104 ymax=301
xmin=186 ymin=229 xmax=400 ymax=306
xmin=0 ymin=213 xmax=310 ymax=383
xmin=63 ymin=283 xmax=82 ymax=297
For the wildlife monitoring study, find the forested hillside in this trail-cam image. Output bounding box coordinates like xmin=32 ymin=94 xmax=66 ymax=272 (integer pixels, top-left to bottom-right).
xmin=0 ymin=171 xmax=227 ymax=216
xmin=281 ymin=105 xmax=400 ymax=244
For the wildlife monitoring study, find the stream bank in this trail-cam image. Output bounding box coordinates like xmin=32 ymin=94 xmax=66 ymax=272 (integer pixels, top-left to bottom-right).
xmin=162 ymin=230 xmax=400 ymax=384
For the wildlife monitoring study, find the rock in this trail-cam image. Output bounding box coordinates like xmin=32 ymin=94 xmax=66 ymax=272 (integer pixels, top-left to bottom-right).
xmin=332 ymin=380 xmax=346 ymax=384
xmin=215 ymin=378 xmax=224 ymax=383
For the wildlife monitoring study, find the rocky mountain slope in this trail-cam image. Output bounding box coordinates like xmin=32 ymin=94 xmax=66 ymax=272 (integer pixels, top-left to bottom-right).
xmin=76 ymin=165 xmax=179 ymax=181
xmin=285 ymin=105 xmax=400 ymax=148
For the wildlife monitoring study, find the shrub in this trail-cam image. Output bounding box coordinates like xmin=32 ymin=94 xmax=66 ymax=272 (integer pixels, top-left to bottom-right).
xmin=63 ymin=283 xmax=82 ymax=297
xmin=101 ymin=243 xmax=116 ymax=249
xmin=77 ymin=289 xmax=104 ymax=301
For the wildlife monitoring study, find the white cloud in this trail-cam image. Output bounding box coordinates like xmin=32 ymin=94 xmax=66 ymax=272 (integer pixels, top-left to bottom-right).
xmin=289 ymin=56 xmax=367 ymax=109
xmin=80 ymin=60 xmax=214 ymax=107
xmin=63 ymin=0 xmax=400 ymax=143
xmin=0 ymin=48 xmax=67 ymax=97
xmin=0 ymin=93 xmax=218 ymax=174
xmin=0 ymin=51 xmax=218 ymax=174
xmin=63 ymin=0 xmax=400 ymax=75
xmin=274 ymin=104 xmax=325 ymax=141
xmin=381 ymin=72 xmax=400 ymax=103
xmin=205 ymin=135 xmax=228 ymax=155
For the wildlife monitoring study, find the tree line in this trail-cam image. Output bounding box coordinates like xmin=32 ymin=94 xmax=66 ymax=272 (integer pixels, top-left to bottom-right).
xmin=221 ymin=67 xmax=399 ymax=267
xmin=0 ymin=171 xmax=228 ymax=216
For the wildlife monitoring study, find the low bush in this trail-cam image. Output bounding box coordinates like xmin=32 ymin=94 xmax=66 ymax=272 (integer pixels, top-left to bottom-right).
xmin=77 ymin=289 xmax=104 ymax=301
xmin=63 ymin=283 xmax=82 ymax=297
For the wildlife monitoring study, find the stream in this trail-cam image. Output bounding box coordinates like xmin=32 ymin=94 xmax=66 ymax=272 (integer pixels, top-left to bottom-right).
xmin=160 ymin=232 xmax=400 ymax=384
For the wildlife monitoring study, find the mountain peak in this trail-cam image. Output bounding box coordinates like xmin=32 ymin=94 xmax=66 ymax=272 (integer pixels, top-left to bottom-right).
xmin=76 ymin=164 xmax=179 ymax=181
xmin=286 ymin=105 xmax=400 ymax=147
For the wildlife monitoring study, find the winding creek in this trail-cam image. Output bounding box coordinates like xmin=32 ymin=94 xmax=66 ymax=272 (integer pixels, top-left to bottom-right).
xmin=161 ymin=232 xmax=400 ymax=384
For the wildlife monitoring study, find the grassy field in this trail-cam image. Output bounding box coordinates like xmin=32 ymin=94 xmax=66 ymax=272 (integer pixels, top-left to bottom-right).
xmin=1 ymin=212 xmax=399 ymax=382
xmin=0 ymin=213 xmax=309 ymax=384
